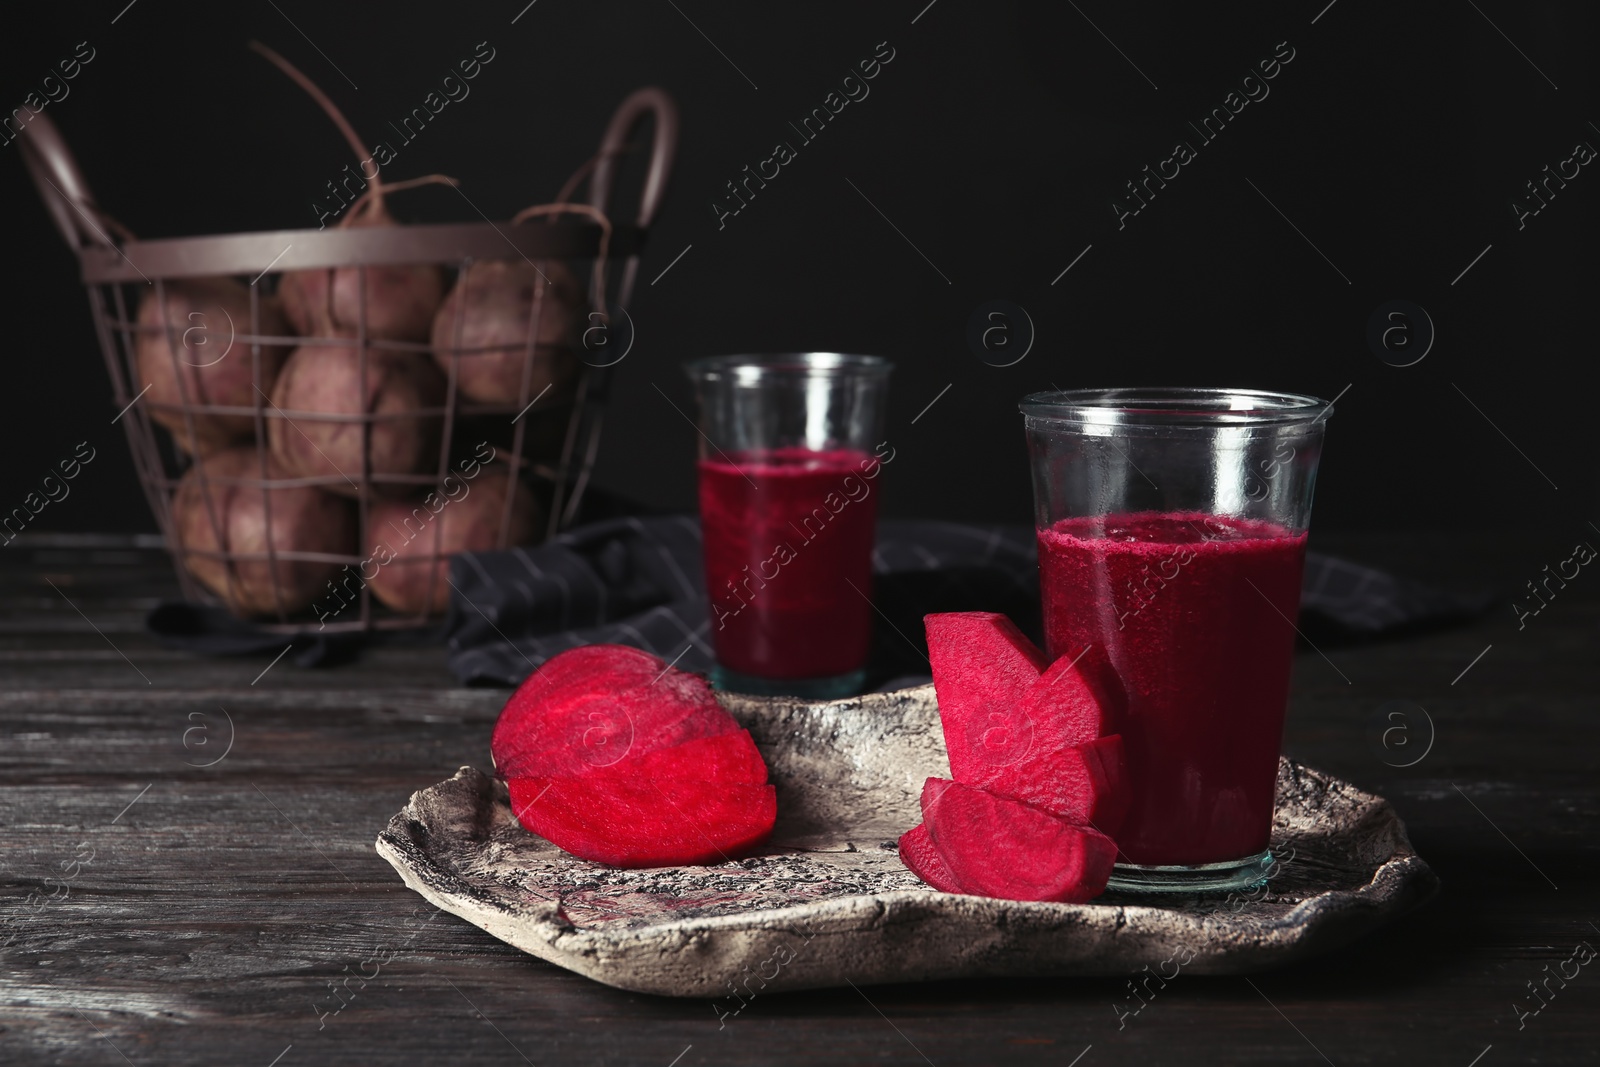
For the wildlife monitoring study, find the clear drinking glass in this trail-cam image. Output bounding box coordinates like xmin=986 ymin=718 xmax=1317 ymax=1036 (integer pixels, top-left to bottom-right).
xmin=687 ymin=353 xmax=892 ymax=699
xmin=1020 ymin=387 xmax=1331 ymax=892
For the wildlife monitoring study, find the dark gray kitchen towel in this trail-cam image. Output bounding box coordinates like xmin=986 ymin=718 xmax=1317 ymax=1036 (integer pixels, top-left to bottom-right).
xmin=442 ymin=516 xmax=1493 ymax=688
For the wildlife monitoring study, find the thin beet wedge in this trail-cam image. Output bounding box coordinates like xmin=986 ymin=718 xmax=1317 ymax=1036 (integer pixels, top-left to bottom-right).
xmin=985 ymin=734 xmax=1130 ymax=837
xmin=957 ymin=643 xmax=1126 ymax=821
xmin=897 ymin=822 xmax=965 ymax=894
xmin=1021 ymin=643 xmax=1124 ymax=749
xmin=922 ymin=614 xmax=1129 ymax=838
xmin=924 ymin=612 xmax=1050 ymax=781
xmin=923 ymin=779 xmax=1117 ymax=902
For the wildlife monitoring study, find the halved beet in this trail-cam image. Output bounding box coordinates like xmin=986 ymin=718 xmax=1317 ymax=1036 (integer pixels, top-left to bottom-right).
xmin=923 ymin=779 xmax=1117 ymax=902
xmin=924 ymin=612 xmax=1050 ymax=780
xmin=587 ymin=730 xmax=768 ymax=787
xmin=491 ymin=645 xmax=738 ymax=779
xmin=897 ymin=822 xmax=964 ymax=893
xmin=508 ymin=775 xmax=776 ymax=868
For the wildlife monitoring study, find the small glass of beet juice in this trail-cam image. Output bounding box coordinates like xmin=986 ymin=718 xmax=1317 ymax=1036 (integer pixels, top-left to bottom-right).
xmin=686 ymin=354 xmax=892 ymax=699
xmin=1020 ymin=387 xmax=1331 ymax=893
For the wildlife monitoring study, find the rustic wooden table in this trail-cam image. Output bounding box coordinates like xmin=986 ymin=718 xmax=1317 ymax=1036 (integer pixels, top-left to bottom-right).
xmin=2 ymin=531 xmax=1595 ymax=1066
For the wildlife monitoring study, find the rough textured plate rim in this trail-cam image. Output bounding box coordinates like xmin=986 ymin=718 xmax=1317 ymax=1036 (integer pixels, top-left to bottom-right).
xmin=376 ymin=684 xmax=1439 ymax=996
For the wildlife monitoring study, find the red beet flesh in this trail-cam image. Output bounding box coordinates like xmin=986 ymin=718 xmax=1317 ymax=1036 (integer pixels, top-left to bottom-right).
xmin=923 ymin=612 xmax=1128 ymax=827
xmin=982 ymin=733 xmax=1130 ymax=837
xmin=921 ymin=779 xmax=1118 ymax=902
xmin=910 ymin=612 xmax=1130 ymax=901
xmin=1020 ymin=643 xmax=1124 ymax=749
xmin=509 ymin=775 xmax=776 ymax=869
xmin=897 ymin=822 xmax=965 ymax=894
xmin=606 ymin=730 xmax=769 ymax=786
xmin=490 ymin=645 xmax=738 ymax=780
xmin=491 ymin=644 xmax=777 ymax=869
xmin=924 ymin=612 xmax=1051 ymax=782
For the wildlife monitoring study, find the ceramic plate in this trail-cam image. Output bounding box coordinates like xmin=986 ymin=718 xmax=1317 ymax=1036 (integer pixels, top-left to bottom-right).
xmin=376 ymin=684 xmax=1438 ymax=996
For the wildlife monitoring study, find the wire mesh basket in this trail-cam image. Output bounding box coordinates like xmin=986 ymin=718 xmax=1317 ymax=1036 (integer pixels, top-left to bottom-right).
xmin=19 ymin=89 xmax=677 ymax=633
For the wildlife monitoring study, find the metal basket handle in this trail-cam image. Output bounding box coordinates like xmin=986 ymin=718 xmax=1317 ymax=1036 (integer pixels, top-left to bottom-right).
xmin=586 ymin=87 xmax=677 ymax=312
xmin=16 ymin=112 xmax=118 ymax=252
xmin=589 ymin=86 xmax=678 ymax=230
xmin=20 ymin=94 xmax=678 ymax=259
xmin=550 ymin=88 xmax=679 ymax=530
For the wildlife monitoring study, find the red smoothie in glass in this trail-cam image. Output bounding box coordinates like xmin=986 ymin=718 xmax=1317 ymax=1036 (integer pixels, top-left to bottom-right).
xmin=699 ymin=448 xmax=879 ymax=679
xmin=1037 ymin=512 xmax=1307 ymax=866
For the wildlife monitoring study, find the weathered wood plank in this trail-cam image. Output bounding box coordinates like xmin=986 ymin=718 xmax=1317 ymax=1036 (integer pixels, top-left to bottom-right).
xmin=1 ymin=538 xmax=1597 ymax=1065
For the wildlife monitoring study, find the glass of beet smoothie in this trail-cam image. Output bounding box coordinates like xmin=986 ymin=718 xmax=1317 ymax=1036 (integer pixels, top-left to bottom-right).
xmin=686 ymin=353 xmax=892 ymax=698
xmin=1020 ymin=387 xmax=1331 ymax=892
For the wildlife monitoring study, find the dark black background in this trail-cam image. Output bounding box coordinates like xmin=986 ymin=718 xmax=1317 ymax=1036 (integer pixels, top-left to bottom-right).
xmin=3 ymin=1 xmax=1593 ymax=556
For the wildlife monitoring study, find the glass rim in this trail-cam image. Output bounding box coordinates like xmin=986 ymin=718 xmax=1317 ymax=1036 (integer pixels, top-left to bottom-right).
xmin=1020 ymin=386 xmax=1331 ymax=428
xmin=684 ymin=352 xmax=893 ymax=382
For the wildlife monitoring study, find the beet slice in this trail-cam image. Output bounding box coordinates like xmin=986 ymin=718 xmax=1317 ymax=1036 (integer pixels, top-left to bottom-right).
xmin=491 ymin=644 xmax=738 ymax=779
xmin=920 ymin=775 xmax=954 ymax=815
xmin=923 ymin=779 xmax=1117 ymax=902
xmin=924 ymin=612 xmax=1050 ymax=781
xmin=508 ymin=775 xmax=776 ymax=868
xmin=927 ymin=713 xmax=1127 ymax=835
xmin=1021 ymin=644 xmax=1124 ymax=747
xmin=897 ymin=822 xmax=965 ymax=893
xmin=951 ymin=732 xmax=1125 ymax=837
xmin=1013 ymin=648 xmax=1126 ymax=834
xmin=925 ymin=630 xmax=1129 ymax=834
xmin=1077 ymin=735 xmax=1130 ymax=838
